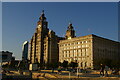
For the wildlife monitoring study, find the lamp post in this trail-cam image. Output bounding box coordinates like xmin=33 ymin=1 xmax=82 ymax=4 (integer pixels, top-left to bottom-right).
xmin=77 ymin=67 xmax=79 ymax=77
xmin=69 ymin=72 xmax=71 ymax=79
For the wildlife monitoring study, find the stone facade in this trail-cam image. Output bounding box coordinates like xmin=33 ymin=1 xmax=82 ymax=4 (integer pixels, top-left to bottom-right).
xmin=28 ymin=11 xmax=59 ymax=67
xmin=59 ymin=34 xmax=120 ymax=69
xmin=92 ymin=35 xmax=120 ymax=69
xmin=29 ymin=11 xmax=120 ymax=69
xmin=59 ymin=34 xmax=93 ymax=69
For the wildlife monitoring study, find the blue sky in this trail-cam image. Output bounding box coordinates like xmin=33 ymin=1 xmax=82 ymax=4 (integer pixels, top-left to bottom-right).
xmin=0 ymin=1 xmax=2 ymax=51
xmin=2 ymin=2 xmax=118 ymax=59
xmin=1 ymin=0 xmax=120 ymax=2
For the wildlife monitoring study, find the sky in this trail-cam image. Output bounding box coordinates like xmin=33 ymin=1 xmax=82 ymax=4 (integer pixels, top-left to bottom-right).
xmin=0 ymin=1 xmax=2 ymax=51
xmin=1 ymin=0 xmax=120 ymax=2
xmin=2 ymin=2 xmax=119 ymax=60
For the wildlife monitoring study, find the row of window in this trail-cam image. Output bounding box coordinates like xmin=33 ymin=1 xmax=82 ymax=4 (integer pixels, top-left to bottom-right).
xmin=62 ymin=51 xmax=89 ymax=58
xmin=62 ymin=49 xmax=88 ymax=54
xmin=62 ymin=53 xmax=88 ymax=57
xmin=96 ymin=52 xmax=117 ymax=58
xmin=59 ymin=40 xmax=91 ymax=47
xmin=97 ymin=48 xmax=118 ymax=53
xmin=62 ymin=58 xmax=88 ymax=62
xmin=62 ymin=45 xmax=89 ymax=50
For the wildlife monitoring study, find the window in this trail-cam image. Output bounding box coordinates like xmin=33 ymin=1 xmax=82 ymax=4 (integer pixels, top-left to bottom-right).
xmin=67 ymin=51 xmax=69 ymax=53
xmin=82 ymin=45 xmax=84 ymax=47
xmin=70 ymin=47 xmax=72 ymax=49
xmin=88 ymin=40 xmax=91 ymax=42
xmin=64 ymin=53 xmax=66 ymax=57
xmin=76 ymin=50 xmax=78 ymax=53
xmin=86 ymin=49 xmax=88 ymax=52
xmin=64 ymin=44 xmax=67 ymax=46
xmin=67 ymin=53 xmax=69 ymax=57
xmin=75 ymin=53 xmax=77 ymax=56
xmin=85 ymin=52 xmax=86 ymax=56
xmin=78 ymin=46 xmax=81 ymax=48
xmin=82 ymin=49 xmax=85 ymax=52
xmin=2 ymin=55 xmax=8 ymax=60
xmin=70 ymin=50 xmax=72 ymax=53
xmin=74 ymin=46 xmax=76 ymax=49
xmin=78 ymin=53 xmax=81 ymax=56
xmin=84 ymin=41 xmax=86 ymax=43
xmin=74 ymin=53 xmax=75 ymax=57
xmin=71 ymin=53 xmax=73 ymax=57
xmin=74 ymin=50 xmax=76 ymax=53
xmin=76 ymin=42 xmax=78 ymax=44
xmin=78 ymin=49 xmax=81 ymax=52
xmin=82 ymin=41 xmax=84 ymax=44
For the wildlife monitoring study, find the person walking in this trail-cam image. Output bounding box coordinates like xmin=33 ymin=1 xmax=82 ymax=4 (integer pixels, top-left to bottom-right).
xmin=58 ymin=67 xmax=61 ymax=74
xmin=100 ymin=64 xmax=105 ymax=77
xmin=105 ymin=65 xmax=109 ymax=77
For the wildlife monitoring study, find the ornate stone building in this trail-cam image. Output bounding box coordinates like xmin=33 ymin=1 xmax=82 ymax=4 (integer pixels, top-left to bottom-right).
xmin=29 ymin=11 xmax=120 ymax=69
xmin=59 ymin=23 xmax=120 ymax=69
xmin=28 ymin=11 xmax=60 ymax=67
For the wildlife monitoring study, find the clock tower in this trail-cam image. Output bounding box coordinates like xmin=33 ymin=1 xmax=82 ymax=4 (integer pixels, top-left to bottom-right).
xmin=32 ymin=10 xmax=49 ymax=65
xmin=65 ymin=23 xmax=75 ymax=39
xmin=29 ymin=10 xmax=60 ymax=68
xmin=37 ymin=10 xmax=49 ymax=34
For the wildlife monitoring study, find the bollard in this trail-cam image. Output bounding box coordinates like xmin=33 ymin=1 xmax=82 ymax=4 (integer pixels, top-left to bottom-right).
xmin=29 ymin=71 xmax=32 ymax=78
xmin=69 ymin=72 xmax=71 ymax=79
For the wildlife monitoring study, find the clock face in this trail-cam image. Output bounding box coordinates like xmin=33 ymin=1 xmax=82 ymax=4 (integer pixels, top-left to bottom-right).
xmin=68 ymin=37 xmax=71 ymax=39
xmin=38 ymin=25 xmax=41 ymax=27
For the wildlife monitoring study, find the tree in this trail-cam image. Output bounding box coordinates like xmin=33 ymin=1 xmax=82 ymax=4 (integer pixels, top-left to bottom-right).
xmin=45 ymin=62 xmax=59 ymax=69
xmin=58 ymin=62 xmax=62 ymax=67
xmin=69 ymin=61 xmax=78 ymax=69
xmin=62 ymin=60 xmax=68 ymax=68
xmin=111 ymin=60 xmax=120 ymax=68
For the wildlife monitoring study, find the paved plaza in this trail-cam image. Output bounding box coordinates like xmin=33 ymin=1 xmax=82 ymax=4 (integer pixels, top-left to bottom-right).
xmin=2 ymin=69 xmax=120 ymax=80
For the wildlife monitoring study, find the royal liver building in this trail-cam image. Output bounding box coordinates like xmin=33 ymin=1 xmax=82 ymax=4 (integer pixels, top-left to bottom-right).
xmin=28 ymin=11 xmax=60 ymax=67
xmin=28 ymin=11 xmax=120 ymax=69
